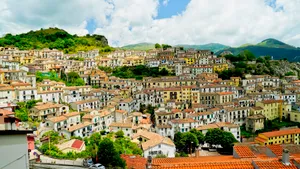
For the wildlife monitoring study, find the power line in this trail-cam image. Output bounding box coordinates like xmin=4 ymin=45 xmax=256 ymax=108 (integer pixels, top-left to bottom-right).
xmin=0 ymin=154 xmax=26 ymax=169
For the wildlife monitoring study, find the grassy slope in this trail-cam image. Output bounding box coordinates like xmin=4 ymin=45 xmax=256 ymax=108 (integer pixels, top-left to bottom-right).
xmin=121 ymin=43 xmax=155 ymax=50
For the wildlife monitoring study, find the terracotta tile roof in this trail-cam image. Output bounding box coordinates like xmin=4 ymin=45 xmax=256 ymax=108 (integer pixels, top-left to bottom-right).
xmin=254 ymin=159 xmax=297 ymax=169
xmin=64 ymin=112 xmax=80 ymax=117
xmin=217 ymin=91 xmax=234 ymax=95
xmin=116 ymin=109 xmax=127 ymax=114
xmin=73 ymin=98 xmax=98 ymax=105
xmin=121 ymin=154 xmax=146 ymax=169
xmin=131 ymin=112 xmax=143 ymax=117
xmin=156 ymin=124 xmax=172 ymax=129
xmin=255 ymin=137 xmax=267 ymax=143
xmin=261 ymin=100 xmax=283 ymax=104
xmin=267 ymin=145 xmax=283 ymax=156
xmin=170 ymin=118 xmax=196 ymax=124
xmin=132 ymin=131 xmax=175 ymax=150
xmin=0 ymin=109 xmax=14 ymax=116
xmin=260 ymin=128 xmax=300 ymax=138
xmin=151 ymin=156 xmax=254 ymax=169
xmin=33 ymin=102 xmax=64 ymax=110
xmin=234 ymin=146 xmax=256 ymax=158
xmin=109 ymin=122 xmax=132 ymax=128
xmin=47 ymin=116 xmax=67 ymax=123
xmin=171 ymin=109 xmax=181 ymax=113
xmin=67 ymin=122 xmax=92 ymax=132
xmin=141 ymin=135 xmax=174 ymax=151
xmin=71 ymin=139 xmax=84 ymax=149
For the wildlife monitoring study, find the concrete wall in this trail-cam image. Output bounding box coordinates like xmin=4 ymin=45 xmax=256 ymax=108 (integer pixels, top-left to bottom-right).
xmin=0 ymin=134 xmax=29 ymax=169
xmin=144 ymin=143 xmax=175 ymax=158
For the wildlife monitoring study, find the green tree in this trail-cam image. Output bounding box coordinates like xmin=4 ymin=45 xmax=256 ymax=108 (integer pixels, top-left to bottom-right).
xmin=256 ymin=57 xmax=265 ymax=63
xmin=221 ymin=131 xmax=238 ymax=150
xmin=183 ymin=132 xmax=199 ymax=153
xmin=285 ymin=71 xmax=295 ymax=76
xmin=42 ymin=131 xmax=63 ymax=144
xmin=115 ymin=130 xmax=125 ymax=138
xmin=155 ymin=43 xmax=161 ymax=49
xmin=162 ymin=44 xmax=172 ymax=50
xmin=204 ymin=128 xmax=224 ymax=147
xmin=73 ymin=78 xmax=85 ymax=86
xmin=243 ymin=50 xmax=256 ymax=61
xmin=190 ymin=129 xmax=205 ymax=144
xmin=174 ymin=132 xmax=185 ymax=151
xmin=15 ymin=108 xmax=29 ymax=121
xmin=98 ymin=138 xmax=126 ymax=168
xmin=159 ymin=68 xmax=169 ymax=76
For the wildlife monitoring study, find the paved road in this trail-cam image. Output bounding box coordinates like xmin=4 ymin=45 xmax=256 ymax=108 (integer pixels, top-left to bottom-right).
xmin=31 ymin=163 xmax=87 ymax=169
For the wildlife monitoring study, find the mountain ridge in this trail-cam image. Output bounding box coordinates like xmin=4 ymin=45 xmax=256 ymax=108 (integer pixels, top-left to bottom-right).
xmin=217 ymin=38 xmax=300 ymax=61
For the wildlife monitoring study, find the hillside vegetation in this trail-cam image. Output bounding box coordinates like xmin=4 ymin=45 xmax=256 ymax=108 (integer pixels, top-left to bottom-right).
xmin=0 ymin=28 xmax=113 ymax=53
xmin=218 ymin=39 xmax=300 ymax=61
xmin=176 ymin=43 xmax=229 ymax=53
xmin=218 ymin=51 xmax=300 ymax=79
xmin=121 ymin=42 xmax=155 ymax=50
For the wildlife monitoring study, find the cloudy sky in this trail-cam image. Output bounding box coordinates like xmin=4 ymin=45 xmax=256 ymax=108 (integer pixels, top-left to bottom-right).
xmin=1 ymin=0 xmax=300 ymax=47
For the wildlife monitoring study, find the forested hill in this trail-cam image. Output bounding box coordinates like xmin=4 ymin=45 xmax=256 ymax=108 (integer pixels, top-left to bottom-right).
xmin=0 ymin=28 xmax=112 ymax=53
xmin=217 ymin=39 xmax=300 ymax=62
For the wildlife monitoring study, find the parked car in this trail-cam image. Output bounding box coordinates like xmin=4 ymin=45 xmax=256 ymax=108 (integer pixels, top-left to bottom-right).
xmin=83 ymin=158 xmax=94 ymax=167
xmin=89 ymin=163 xmax=105 ymax=169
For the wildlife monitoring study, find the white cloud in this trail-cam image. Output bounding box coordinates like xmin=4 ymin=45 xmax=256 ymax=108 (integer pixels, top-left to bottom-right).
xmin=1 ymin=0 xmax=300 ymax=47
xmin=162 ymin=0 xmax=169 ymax=6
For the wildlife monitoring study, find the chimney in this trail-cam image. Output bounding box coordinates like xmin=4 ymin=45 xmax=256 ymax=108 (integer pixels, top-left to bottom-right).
xmin=146 ymin=156 xmax=152 ymax=169
xmin=282 ymin=149 xmax=290 ymax=166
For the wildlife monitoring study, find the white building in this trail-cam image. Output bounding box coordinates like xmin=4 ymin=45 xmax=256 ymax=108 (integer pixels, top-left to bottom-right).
xmin=60 ymin=122 xmax=93 ymax=139
xmin=132 ymin=131 xmax=176 ymax=158
xmin=109 ymin=122 xmax=133 ymax=137
xmin=118 ymin=98 xmax=140 ymax=113
xmin=37 ymin=90 xmax=63 ymax=103
xmin=70 ymin=99 xmax=100 ymax=112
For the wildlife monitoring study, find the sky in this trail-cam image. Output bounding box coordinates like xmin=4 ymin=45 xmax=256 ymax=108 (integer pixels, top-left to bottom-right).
xmin=1 ymin=0 xmax=300 ymax=47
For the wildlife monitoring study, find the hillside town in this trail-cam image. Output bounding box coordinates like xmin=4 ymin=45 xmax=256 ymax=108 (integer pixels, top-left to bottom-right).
xmin=2 ymin=46 xmax=300 ymax=169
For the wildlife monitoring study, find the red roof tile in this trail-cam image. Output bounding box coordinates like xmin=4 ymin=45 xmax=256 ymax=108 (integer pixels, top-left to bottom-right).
xmin=71 ymin=139 xmax=84 ymax=149
xmin=267 ymin=145 xmax=283 ymax=156
xmin=234 ymin=146 xmax=256 ymax=158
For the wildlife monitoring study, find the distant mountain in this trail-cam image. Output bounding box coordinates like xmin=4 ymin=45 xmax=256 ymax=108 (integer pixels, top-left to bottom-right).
xmin=121 ymin=42 xmax=229 ymax=52
xmin=257 ymin=38 xmax=295 ymax=49
xmin=121 ymin=43 xmax=155 ymax=50
xmin=217 ymin=39 xmax=300 ymax=62
xmin=176 ymin=43 xmax=229 ymax=53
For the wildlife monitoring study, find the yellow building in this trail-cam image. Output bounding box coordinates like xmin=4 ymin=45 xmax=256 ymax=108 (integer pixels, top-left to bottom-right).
xmin=122 ymin=56 xmax=144 ymax=66
xmin=255 ymin=128 xmax=300 ymax=145
xmin=162 ymin=87 xmax=181 ymax=103
xmin=216 ymin=92 xmax=234 ymax=104
xmin=0 ymin=70 xmax=4 ymax=84
xmin=222 ymin=80 xmax=234 ymax=86
xmin=255 ymin=100 xmax=284 ymax=121
xmin=184 ymin=57 xmax=195 ymax=65
xmin=144 ymin=77 xmax=196 ymax=88
xmin=289 ymin=111 xmax=300 ymax=123
xmin=23 ymin=56 xmax=34 ymax=64
xmin=230 ymin=77 xmax=241 ymax=87
xmin=213 ymin=63 xmax=228 ymax=73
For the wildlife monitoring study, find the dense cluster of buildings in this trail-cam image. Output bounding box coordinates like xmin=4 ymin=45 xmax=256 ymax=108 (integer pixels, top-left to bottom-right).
xmin=2 ymin=46 xmax=300 ymax=164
